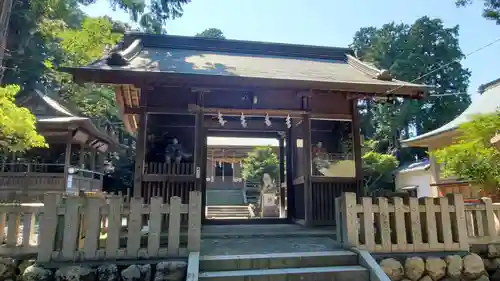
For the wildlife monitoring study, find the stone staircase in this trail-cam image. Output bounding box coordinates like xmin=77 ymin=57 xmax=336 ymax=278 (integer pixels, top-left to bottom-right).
xmin=206 ymin=189 xmax=245 ymax=205
xmin=206 ymin=205 xmax=250 ymax=219
xmin=198 ymin=250 xmax=369 ymax=281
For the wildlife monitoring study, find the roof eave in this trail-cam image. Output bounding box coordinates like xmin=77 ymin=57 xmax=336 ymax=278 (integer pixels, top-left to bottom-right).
xmin=67 ymin=67 xmax=428 ymax=96
xmin=401 ymin=128 xmax=460 ymax=148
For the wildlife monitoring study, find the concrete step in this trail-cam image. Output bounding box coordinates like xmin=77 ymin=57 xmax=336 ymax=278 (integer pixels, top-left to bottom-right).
xmin=206 ymin=205 xmax=250 ymax=218
xmin=200 ymin=251 xmax=358 ymax=271
xmin=199 ymin=265 xmax=368 ymax=281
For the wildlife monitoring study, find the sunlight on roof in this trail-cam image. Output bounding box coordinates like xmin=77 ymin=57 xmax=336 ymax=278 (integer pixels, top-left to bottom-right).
xmin=207 ymin=137 xmax=279 ymax=147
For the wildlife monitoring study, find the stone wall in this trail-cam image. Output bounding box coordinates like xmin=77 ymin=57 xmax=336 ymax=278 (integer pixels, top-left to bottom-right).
xmin=0 ymin=258 xmax=187 ymax=281
xmin=378 ymin=251 xmax=496 ymax=281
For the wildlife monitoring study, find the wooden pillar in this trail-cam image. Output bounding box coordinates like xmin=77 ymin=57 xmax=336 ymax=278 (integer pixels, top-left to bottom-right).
xmin=78 ymin=144 xmax=85 ymax=169
xmin=134 ymin=113 xmax=147 ymax=197
xmin=286 ymin=127 xmax=295 ymax=219
xmin=206 ymin=159 xmax=213 ymax=180
xmin=90 ymin=149 xmax=96 ymax=171
xmin=194 ymin=91 xmax=205 ymax=192
xmin=278 ymin=135 xmax=286 ymax=218
xmin=302 ymin=113 xmax=313 ymax=226
xmin=63 ymin=142 xmax=72 ymax=191
xmin=0 ymin=0 xmax=14 ymax=82
xmin=134 ymin=88 xmax=148 ymax=198
xmin=97 ymin=152 xmax=104 ymax=191
xmin=351 ymin=99 xmax=363 ymax=195
xmin=233 ymin=161 xmax=241 ymax=181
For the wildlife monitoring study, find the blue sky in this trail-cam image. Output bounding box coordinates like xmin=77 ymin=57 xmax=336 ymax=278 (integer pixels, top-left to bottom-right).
xmin=81 ymin=0 xmax=500 ymax=100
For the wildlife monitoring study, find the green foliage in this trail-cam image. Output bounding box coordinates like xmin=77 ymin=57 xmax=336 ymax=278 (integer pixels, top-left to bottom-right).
xmin=457 ymin=0 xmax=500 ymax=24
xmin=361 ymin=141 xmax=399 ymax=194
xmin=0 ymin=85 xmax=47 ymax=151
xmin=351 ymin=17 xmax=471 ymax=161
xmin=79 ymin=0 xmax=189 ymax=33
xmin=431 ymin=113 xmax=500 ymax=191
xmin=53 ymin=17 xmax=123 ymax=66
xmin=241 ymin=146 xmax=280 ymax=184
xmin=195 ymin=28 xmax=226 ymax=39
xmin=43 ymin=17 xmax=123 ymax=119
xmin=3 ymin=2 xmax=132 ymax=188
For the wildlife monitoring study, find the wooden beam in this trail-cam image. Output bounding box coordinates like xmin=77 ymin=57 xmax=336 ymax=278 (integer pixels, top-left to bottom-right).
xmin=124 ymin=106 xmax=192 ymax=115
xmin=204 ymin=119 xmax=287 ymax=131
xmin=188 ymin=104 xmax=307 ymax=117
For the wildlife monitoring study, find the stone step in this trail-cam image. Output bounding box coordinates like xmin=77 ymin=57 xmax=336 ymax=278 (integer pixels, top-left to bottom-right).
xmin=199 ymin=265 xmax=368 ymax=281
xmin=207 ymin=212 xmax=250 ymax=215
xmin=207 ymin=211 xmax=250 ymax=215
xmin=200 ymin=251 xmax=358 ymax=271
xmin=207 ymin=205 xmax=249 ymax=209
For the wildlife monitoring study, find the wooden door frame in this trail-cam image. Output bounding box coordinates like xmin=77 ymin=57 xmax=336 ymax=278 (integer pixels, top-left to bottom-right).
xmin=201 ymin=126 xmax=293 ymax=225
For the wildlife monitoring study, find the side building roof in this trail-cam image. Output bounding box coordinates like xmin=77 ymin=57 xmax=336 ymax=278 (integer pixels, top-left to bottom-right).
xmin=18 ymin=90 xmax=121 ymax=151
xmin=402 ymin=78 xmax=500 ymax=147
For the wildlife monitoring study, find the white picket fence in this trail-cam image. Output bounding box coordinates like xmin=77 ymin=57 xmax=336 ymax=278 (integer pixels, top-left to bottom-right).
xmin=0 ymin=191 xmax=202 ymax=262
xmin=336 ymin=192 xmax=500 ymax=252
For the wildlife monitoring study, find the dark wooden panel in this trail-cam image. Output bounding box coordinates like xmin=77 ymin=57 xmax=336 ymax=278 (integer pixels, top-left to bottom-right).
xmin=253 ymin=90 xmax=302 ymax=110
xmin=310 ymin=93 xmax=351 ymax=115
xmin=311 ymin=179 xmax=361 ymax=226
xmin=293 ymin=183 xmax=305 ymax=220
xmin=147 ymin=87 xmax=197 ymax=108
xmin=204 ymin=89 xmax=253 ymax=109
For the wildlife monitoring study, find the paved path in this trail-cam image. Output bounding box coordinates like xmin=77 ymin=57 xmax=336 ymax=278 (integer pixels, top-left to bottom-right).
xmin=201 ymin=236 xmax=340 ymax=255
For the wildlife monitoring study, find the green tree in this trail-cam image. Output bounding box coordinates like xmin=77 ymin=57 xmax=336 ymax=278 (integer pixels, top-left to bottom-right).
xmin=241 ymin=146 xmax=280 ymax=184
xmin=351 ymin=17 xmax=471 ymax=160
xmin=43 ymin=17 xmax=123 ymax=119
xmin=195 ymin=28 xmax=225 ymax=39
xmin=79 ymin=0 xmax=189 ymax=33
xmin=456 ymin=0 xmax=500 ymax=23
xmin=361 ymin=140 xmax=399 ymax=194
xmin=431 ymin=113 xmax=500 ymax=192
xmin=0 ymin=85 xmax=46 ymax=151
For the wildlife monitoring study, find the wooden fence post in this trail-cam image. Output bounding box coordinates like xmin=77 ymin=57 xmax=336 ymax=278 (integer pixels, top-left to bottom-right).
xmin=187 ymin=191 xmax=201 ymax=252
xmin=127 ymin=197 xmax=143 ymax=258
xmin=38 ymin=193 xmax=61 ymax=263
xmin=105 ymin=196 xmax=123 ymax=259
xmin=341 ymin=192 xmax=358 ymax=248
xmin=83 ymin=197 xmax=104 ymax=260
xmin=448 ymin=193 xmax=469 ymax=251
xmin=482 ymin=197 xmax=498 ymax=240
xmin=167 ymin=197 xmax=182 ymax=256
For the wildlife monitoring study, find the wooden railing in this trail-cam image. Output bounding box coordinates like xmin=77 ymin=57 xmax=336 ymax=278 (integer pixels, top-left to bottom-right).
xmin=0 ymin=191 xmax=202 ymax=261
xmin=144 ymin=162 xmax=194 ymax=176
xmin=336 ymin=192 xmax=497 ymax=252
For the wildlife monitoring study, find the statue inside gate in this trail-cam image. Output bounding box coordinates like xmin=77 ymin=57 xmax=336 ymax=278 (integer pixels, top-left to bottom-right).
xmin=165 ymin=138 xmax=192 ymax=164
xmin=260 ymin=173 xmax=279 ymax=217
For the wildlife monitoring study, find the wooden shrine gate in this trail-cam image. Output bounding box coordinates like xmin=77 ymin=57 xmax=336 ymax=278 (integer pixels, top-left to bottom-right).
xmin=66 ymin=33 xmax=428 ymax=226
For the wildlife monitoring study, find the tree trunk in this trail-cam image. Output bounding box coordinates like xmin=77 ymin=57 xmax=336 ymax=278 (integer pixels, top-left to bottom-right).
xmin=0 ymin=0 xmax=14 ymax=83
